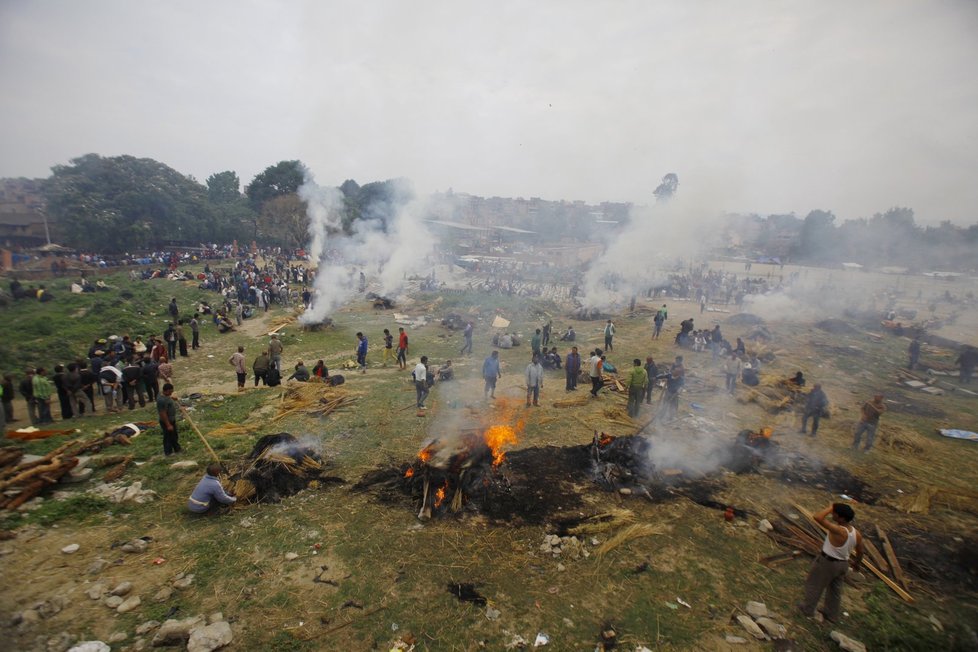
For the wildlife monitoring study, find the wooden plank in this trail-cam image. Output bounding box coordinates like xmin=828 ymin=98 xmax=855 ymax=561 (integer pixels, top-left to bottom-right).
xmin=877 ymin=525 xmax=910 ymax=592
xmin=862 ymin=538 xmax=891 ymax=575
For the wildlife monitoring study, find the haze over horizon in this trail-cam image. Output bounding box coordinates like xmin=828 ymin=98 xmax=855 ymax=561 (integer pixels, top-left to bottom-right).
xmin=1 ymin=0 xmax=976 ymax=225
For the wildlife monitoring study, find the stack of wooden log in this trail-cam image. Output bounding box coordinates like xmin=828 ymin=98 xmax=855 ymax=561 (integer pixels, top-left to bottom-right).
xmin=738 ymin=378 xmax=806 ymax=414
xmin=273 ymin=384 xmax=359 ymax=422
xmin=766 ymin=503 xmax=913 ymax=603
xmin=0 ymin=442 xmax=79 ymax=511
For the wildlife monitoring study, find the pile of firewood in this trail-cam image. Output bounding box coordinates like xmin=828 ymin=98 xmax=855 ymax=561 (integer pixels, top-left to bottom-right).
xmin=273 ymin=384 xmax=359 ymax=422
xmin=766 ymin=503 xmax=913 ymax=603
xmin=0 ymin=442 xmax=79 ymax=510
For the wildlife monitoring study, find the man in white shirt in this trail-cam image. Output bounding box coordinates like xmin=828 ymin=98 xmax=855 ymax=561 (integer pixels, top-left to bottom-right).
xmin=588 ymin=349 xmax=604 ymax=397
xmin=525 ymin=354 xmax=544 ymax=407
xmin=413 ymin=356 xmax=429 ymax=409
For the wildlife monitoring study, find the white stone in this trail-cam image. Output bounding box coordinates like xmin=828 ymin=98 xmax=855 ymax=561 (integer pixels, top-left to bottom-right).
xmin=284 ymin=552 xmax=299 ymax=561
xmin=116 ymin=595 xmax=141 ymax=614
xmin=86 ymin=584 xmax=106 ymax=600
xmin=745 ymin=601 xmax=767 ymax=618
xmin=104 ymin=596 xmax=123 ymax=609
xmin=152 ymin=616 xmax=205 ymax=646
xmin=121 ymin=538 xmax=148 ymax=553
xmin=67 ymin=642 xmax=110 ymax=652
xmin=757 ymin=519 xmax=773 ymax=533
xmin=153 ymin=587 xmax=173 ymax=602
xmin=170 ymin=460 xmax=199 ymax=469
xmin=186 ymin=621 xmax=233 ymax=652
xmin=109 ymin=581 xmax=133 ymax=596
xmin=725 ymin=635 xmax=747 ymax=644
xmin=63 ymin=468 xmax=94 ymax=483
xmin=61 ymin=544 xmax=80 ymax=554
xmin=207 ymin=612 xmax=224 ymax=625
xmin=755 ymin=617 xmax=786 ymax=639
xmin=108 ymin=632 xmax=127 ymax=643
xmin=87 ymin=559 xmax=109 ymax=575
xmin=172 ymin=574 xmax=195 ymax=590
xmin=556 ymin=563 xmax=566 ymax=572
xmin=830 ymin=631 xmax=867 ymax=652
xmin=736 ymin=615 xmax=768 ymax=640
xmin=135 ymin=620 xmax=160 ymax=635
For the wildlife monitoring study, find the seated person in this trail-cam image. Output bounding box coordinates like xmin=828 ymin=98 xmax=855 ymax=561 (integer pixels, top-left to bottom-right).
xmin=217 ymin=315 xmax=235 ymax=333
xmin=549 ymin=347 xmax=562 ymax=369
xmin=741 ymin=364 xmax=760 ymax=386
xmin=788 ymin=370 xmax=806 ymax=387
xmin=560 ymin=326 xmax=576 ymax=341
xmin=437 ymin=359 xmax=454 ymax=381
xmin=312 ymin=360 xmax=329 ymax=379
xmin=187 ymin=464 xmax=237 ymax=514
xmin=288 ymin=361 xmax=310 ymax=382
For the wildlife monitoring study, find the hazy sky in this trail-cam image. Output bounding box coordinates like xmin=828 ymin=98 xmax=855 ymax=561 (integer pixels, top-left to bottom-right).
xmin=1 ymin=0 xmax=976 ymax=223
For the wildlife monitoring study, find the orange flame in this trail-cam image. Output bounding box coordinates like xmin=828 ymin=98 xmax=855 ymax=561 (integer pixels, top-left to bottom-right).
xmin=598 ymin=432 xmax=616 ymax=447
xmin=404 ymin=467 xmax=415 ymax=478
xmin=434 ymin=482 xmax=447 ymax=508
xmin=484 ymin=424 xmax=519 ymax=466
xmin=418 ymin=445 xmax=434 ymax=464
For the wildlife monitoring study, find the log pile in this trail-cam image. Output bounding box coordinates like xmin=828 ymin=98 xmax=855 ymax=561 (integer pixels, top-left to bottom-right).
xmin=273 ymin=384 xmax=359 ymax=422
xmin=766 ymin=503 xmax=913 ymax=603
xmin=738 ymin=377 xmax=805 ymax=413
xmin=0 ymin=442 xmax=79 ymax=510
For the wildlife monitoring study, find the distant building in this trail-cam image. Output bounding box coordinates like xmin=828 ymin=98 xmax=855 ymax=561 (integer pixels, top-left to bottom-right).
xmin=0 ymin=178 xmax=50 ymax=248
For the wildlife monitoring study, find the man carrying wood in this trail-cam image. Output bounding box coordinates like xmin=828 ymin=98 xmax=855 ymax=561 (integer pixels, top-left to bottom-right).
xmin=852 ymin=394 xmax=885 ymax=451
xmin=799 ymin=503 xmax=864 ymax=623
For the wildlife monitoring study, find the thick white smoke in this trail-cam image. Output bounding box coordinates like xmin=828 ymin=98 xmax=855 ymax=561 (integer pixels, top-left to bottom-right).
xmin=578 ymin=187 xmax=726 ymax=311
xmin=298 ymin=173 xmax=437 ymax=324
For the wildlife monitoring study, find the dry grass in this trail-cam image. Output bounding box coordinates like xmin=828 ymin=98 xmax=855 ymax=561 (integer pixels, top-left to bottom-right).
xmin=595 ymin=522 xmax=670 ymax=557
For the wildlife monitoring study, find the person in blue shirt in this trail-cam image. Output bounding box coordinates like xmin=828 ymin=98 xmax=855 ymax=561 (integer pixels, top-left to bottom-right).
xmin=356 ymin=332 xmax=368 ymax=374
xmin=483 ymin=351 xmax=501 ymax=400
xmin=187 ymin=464 xmax=236 ymax=514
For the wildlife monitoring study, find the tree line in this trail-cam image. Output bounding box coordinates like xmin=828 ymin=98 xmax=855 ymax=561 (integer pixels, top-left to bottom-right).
xmin=41 ymin=154 xmax=407 ymax=253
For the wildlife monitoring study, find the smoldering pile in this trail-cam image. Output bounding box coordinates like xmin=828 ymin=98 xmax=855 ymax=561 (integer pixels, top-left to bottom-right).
xmin=229 ymin=433 xmax=342 ymax=504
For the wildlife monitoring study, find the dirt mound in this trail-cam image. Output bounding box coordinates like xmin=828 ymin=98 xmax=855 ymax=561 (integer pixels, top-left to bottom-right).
xmin=815 ymin=318 xmax=861 ymax=335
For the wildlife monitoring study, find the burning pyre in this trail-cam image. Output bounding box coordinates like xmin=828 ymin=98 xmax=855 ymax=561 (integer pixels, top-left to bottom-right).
xmin=230 ymin=433 xmax=339 ymax=504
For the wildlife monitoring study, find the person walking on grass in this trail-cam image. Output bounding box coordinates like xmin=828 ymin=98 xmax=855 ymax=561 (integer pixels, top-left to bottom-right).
xmin=356 ymin=332 xmax=368 ymax=373
xmin=643 ymin=357 xmax=659 ymax=404
xmin=531 ymin=328 xmax=542 ymax=357
xmin=723 ymin=353 xmax=741 ymax=395
xmin=626 ymin=359 xmax=648 ymax=418
xmin=565 ymin=346 xmax=581 ymax=391
xmin=414 ymin=356 xmax=430 ymax=410
xmin=483 ymin=350 xmax=501 ymax=400
xmin=460 ymin=322 xmax=474 ymax=356
xmin=525 ymin=353 xmax=544 ymax=407
xmin=397 ymin=327 xmax=409 ymax=370
xmin=229 ymin=346 xmax=247 ymax=391
xmin=190 ymin=313 xmax=201 ymax=350
xmin=383 ymin=328 xmax=394 ymax=367
xmin=604 ymin=319 xmax=616 ymax=351
xmin=800 ymin=383 xmax=829 ymax=436
xmin=852 ymin=394 xmax=885 ymax=451
xmin=268 ymin=334 xmax=283 ymax=371
xmin=157 ymin=383 xmax=181 ymax=456
xmin=799 ymin=503 xmax=864 ymax=623
xmin=588 ymin=349 xmax=604 ymax=397
xmin=253 ymin=350 xmax=270 ymax=386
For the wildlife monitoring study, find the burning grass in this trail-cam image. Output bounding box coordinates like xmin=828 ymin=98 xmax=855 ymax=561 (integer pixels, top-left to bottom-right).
xmin=229 ymin=433 xmax=343 ymax=504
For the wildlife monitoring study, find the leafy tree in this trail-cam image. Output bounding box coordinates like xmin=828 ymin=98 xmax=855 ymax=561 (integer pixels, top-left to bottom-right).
xmin=206 ymin=171 xmax=242 ymax=204
xmin=257 ymin=194 xmax=308 ymax=248
xmin=43 ymin=154 xmax=216 ymax=251
xmin=797 ymin=210 xmax=837 ymax=262
xmin=245 ymin=160 xmax=306 ymax=211
xmin=338 ymin=178 xmax=413 ymax=234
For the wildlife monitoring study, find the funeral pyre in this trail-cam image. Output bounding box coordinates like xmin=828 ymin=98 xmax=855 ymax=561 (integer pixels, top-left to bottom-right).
xmin=230 ymin=433 xmax=341 ymax=504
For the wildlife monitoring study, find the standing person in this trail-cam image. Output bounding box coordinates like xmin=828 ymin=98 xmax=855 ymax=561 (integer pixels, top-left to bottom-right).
xmin=2 ymin=374 xmax=15 ymax=423
xmin=852 ymin=394 xmax=886 ymax=451
xmin=142 ymin=357 xmax=160 ymax=402
xmin=626 ymin=359 xmax=648 ymax=418
xmin=156 ymin=383 xmax=181 ymax=456
xmin=723 ymin=353 xmax=742 ymax=395
xmin=800 ymin=383 xmax=829 ymax=436
xmin=52 ymin=364 xmax=73 ymax=420
xmin=158 ymin=355 xmax=174 ymax=385
xmin=176 ymin=321 xmax=189 ymax=357
xmin=525 ymin=353 xmax=544 ymax=407
xmin=907 ymin=336 xmax=920 ymax=370
xmin=660 ymin=367 xmax=684 ymax=421
xmin=653 ymin=305 xmax=667 ymax=339
xmin=252 ymin=350 xmax=270 ymax=386
xmin=383 ymin=329 xmax=394 ymax=367
xmin=356 ymin=332 xmax=368 ymax=373
xmin=643 ymin=356 xmax=659 ymax=404
xmin=164 ymin=323 xmax=177 ymax=360
xmin=19 ymin=369 xmax=38 ymax=425
xmin=955 ymin=346 xmax=977 ymax=384
xmin=483 ymin=350 xmax=501 ymax=400
xmin=64 ymin=363 xmax=85 ymax=417
xmin=78 ymin=363 xmax=97 ymax=414
xmin=122 ymin=358 xmax=146 ymax=409
xmin=229 ymin=346 xmax=247 ymax=391
xmin=531 ymin=329 xmax=542 ymax=357
xmin=604 ymin=320 xmax=616 ymax=351
xmin=460 ymin=322 xmax=474 ymax=356
xmin=588 ymin=349 xmax=604 ymax=397
xmin=32 ymin=367 xmax=55 ymax=424
xmin=268 ymin=334 xmax=283 ymax=370
xmin=799 ymin=503 xmax=864 ymax=623
xmin=397 ymin=327 xmax=409 ymax=370
xmin=413 ymin=356 xmax=430 ymax=410
xmin=565 ymin=346 xmax=581 ymax=391
xmin=190 ymin=314 xmax=201 ymax=350
xmin=168 ymin=298 xmax=179 ymax=321
xmin=542 ymin=320 xmax=552 ymax=347
xmin=99 ymin=362 xmax=123 ymax=413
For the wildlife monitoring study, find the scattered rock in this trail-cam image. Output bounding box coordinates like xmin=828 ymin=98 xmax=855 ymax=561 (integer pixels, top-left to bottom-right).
xmin=284 ymin=552 xmax=299 ymax=561
xmin=135 ymin=621 xmax=161 ymax=635
xmin=757 ymin=519 xmax=773 ymax=533
xmin=0 ymin=547 xmax=12 ymax=556
xmin=186 ymin=621 xmax=233 ymax=652
xmin=67 ymin=642 xmax=110 ymax=652
xmin=61 ymin=544 xmax=80 ymax=554
xmin=86 ymin=584 xmax=106 ymax=600
xmin=45 ymin=631 xmax=76 ymax=652
xmin=153 ymin=587 xmax=173 ymax=602
xmin=36 ymin=596 xmax=66 ymax=618
xmin=151 ymin=616 xmax=206 ymax=646
xmin=104 ymin=596 xmax=124 ymax=609
xmin=556 ymin=563 xmax=566 ymax=572
xmin=485 ymin=606 xmax=500 ymax=621
xmin=207 ymin=612 xmax=224 ymax=625
xmin=108 ymin=632 xmax=127 ymax=643
xmin=63 ymin=467 xmax=94 ymax=483
xmin=830 ymin=631 xmax=867 ymax=652
xmin=132 ymin=639 xmax=147 ymax=651
xmin=725 ymin=635 xmax=748 ymax=644
xmin=239 ymin=517 xmax=256 ymax=528
xmin=736 ymin=615 xmax=768 ymax=640
xmin=121 ymin=538 xmax=149 ymax=553
xmin=87 ymin=559 xmax=110 ymax=575
xmin=117 ymin=595 xmax=142 ymax=613
xmin=89 ymin=481 xmax=157 ymax=504
xmin=745 ymin=601 xmax=767 ymax=618
xmin=170 ymin=460 xmax=199 ymax=469
xmin=755 ymin=617 xmax=787 ymax=639
xmin=172 ymin=574 xmax=195 ymax=590
xmin=110 ymin=581 xmax=133 ymax=596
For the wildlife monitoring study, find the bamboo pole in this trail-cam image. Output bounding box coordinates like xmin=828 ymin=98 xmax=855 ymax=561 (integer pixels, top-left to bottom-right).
xmin=178 ymin=405 xmax=220 ymax=463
